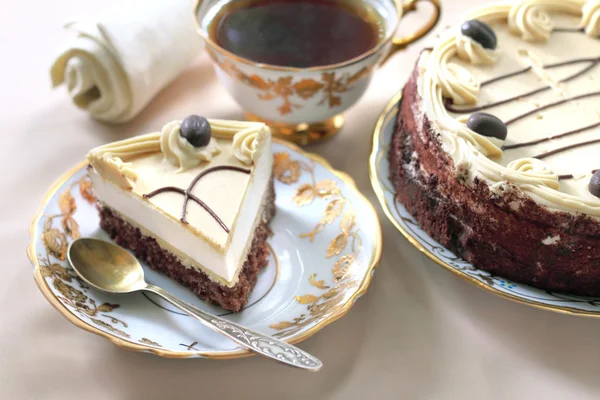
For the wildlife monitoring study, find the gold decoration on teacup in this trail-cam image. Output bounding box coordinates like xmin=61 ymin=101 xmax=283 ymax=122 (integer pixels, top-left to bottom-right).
xmin=269 ymin=152 xmax=360 ymax=338
xmin=213 ymin=54 xmax=374 ymax=116
xmin=38 ymin=175 xmax=126 ymax=338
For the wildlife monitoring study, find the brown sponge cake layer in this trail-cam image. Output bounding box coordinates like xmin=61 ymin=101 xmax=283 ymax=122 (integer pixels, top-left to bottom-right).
xmin=98 ymin=180 xmax=276 ymax=312
xmin=389 ymin=65 xmax=600 ymax=296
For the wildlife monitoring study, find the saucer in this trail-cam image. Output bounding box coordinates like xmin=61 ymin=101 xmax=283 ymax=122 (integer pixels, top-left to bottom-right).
xmin=28 ymin=140 xmax=382 ymax=358
xmin=370 ymin=92 xmax=600 ymax=318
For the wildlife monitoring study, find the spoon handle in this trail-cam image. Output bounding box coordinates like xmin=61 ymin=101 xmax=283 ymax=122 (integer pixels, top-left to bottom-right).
xmin=144 ymin=284 xmax=322 ymax=371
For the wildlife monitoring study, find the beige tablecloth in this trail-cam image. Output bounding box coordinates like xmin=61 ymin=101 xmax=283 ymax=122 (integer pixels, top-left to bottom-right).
xmin=3 ymin=1 xmax=600 ymax=399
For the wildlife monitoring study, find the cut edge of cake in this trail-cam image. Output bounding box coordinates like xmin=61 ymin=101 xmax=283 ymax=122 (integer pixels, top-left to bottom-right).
xmin=86 ymin=118 xmax=274 ymax=289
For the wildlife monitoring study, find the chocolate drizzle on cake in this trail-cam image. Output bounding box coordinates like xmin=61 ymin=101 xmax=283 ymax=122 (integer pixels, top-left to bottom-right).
xmin=503 ymin=90 xmax=600 ymax=127
xmin=143 ymin=165 xmax=251 ymax=232
xmin=553 ymin=27 xmax=585 ymax=33
xmin=443 ymin=30 xmax=600 ymax=180
xmin=446 ymin=65 xmax=600 ymax=160
xmin=503 ymin=121 xmax=600 ymax=150
xmin=445 ymin=56 xmax=600 ymax=114
xmin=559 ymin=169 xmax=598 ymax=180
xmin=534 ymin=138 xmax=600 ymax=160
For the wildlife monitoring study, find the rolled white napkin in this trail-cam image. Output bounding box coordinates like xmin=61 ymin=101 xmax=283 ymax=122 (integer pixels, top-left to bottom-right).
xmin=50 ymin=0 xmax=203 ymax=123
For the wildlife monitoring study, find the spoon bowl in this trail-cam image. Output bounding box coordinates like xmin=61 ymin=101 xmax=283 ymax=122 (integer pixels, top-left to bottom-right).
xmin=68 ymin=238 xmax=146 ymax=293
xmin=67 ymin=238 xmax=322 ymax=370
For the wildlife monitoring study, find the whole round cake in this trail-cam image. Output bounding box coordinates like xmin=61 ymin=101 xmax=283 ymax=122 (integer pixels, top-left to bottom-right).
xmin=390 ymin=0 xmax=600 ymax=295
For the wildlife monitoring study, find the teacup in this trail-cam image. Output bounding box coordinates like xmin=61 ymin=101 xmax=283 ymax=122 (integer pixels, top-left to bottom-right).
xmin=194 ymin=0 xmax=440 ymax=144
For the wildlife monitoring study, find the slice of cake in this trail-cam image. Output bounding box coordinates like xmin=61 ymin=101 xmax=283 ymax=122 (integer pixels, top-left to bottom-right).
xmin=87 ymin=115 xmax=275 ymax=311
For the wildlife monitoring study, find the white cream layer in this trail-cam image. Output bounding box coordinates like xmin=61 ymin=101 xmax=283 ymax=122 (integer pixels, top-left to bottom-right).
xmin=88 ymin=128 xmax=273 ymax=286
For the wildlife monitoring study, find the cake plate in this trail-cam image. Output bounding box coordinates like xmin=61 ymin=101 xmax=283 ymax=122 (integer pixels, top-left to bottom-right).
xmin=28 ymin=140 xmax=382 ymax=359
xmin=370 ymin=91 xmax=600 ymax=318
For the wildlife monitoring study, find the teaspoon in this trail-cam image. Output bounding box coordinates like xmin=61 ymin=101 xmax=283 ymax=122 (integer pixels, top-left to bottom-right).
xmin=67 ymin=238 xmax=322 ymax=371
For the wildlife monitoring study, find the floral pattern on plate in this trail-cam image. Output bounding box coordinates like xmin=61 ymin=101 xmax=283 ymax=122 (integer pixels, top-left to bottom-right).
xmin=29 ymin=140 xmax=382 ymax=358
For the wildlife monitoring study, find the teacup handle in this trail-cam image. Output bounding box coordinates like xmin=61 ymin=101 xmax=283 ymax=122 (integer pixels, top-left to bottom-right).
xmin=382 ymin=0 xmax=441 ymax=63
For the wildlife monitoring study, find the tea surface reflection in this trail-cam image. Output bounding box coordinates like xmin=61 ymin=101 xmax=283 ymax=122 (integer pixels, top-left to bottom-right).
xmin=210 ymin=0 xmax=385 ymax=67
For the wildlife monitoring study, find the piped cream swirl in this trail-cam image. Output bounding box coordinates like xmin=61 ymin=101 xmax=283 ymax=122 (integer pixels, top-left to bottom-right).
xmin=160 ymin=120 xmax=221 ymax=172
xmin=456 ymin=34 xmax=498 ymax=65
xmin=87 ymin=133 xmax=161 ymax=188
xmin=433 ymin=33 xmax=481 ymax=105
xmin=506 ymin=158 xmax=559 ymax=189
xmin=508 ymin=0 xmax=582 ymax=41
xmin=233 ymin=128 xmax=260 ymax=165
xmin=508 ymin=1 xmax=555 ymax=41
xmin=582 ymin=0 xmax=600 ymax=36
xmin=421 ymin=32 xmax=503 ymax=157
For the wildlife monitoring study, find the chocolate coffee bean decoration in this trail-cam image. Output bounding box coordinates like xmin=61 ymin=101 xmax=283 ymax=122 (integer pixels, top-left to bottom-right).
xmin=461 ymin=20 xmax=497 ymax=50
xmin=466 ymin=112 xmax=507 ymax=140
xmin=589 ymin=170 xmax=600 ymax=198
xmin=180 ymin=115 xmax=212 ymax=147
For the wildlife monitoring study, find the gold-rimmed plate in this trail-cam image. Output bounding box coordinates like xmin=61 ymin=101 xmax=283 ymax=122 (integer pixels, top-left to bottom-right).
xmin=369 ymin=91 xmax=600 ymax=318
xmin=28 ymin=140 xmax=382 ymax=358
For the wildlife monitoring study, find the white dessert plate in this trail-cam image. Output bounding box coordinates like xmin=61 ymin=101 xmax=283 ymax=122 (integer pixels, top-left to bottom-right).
xmin=370 ymin=92 xmax=600 ymax=318
xmin=29 ymin=140 xmax=382 ymax=358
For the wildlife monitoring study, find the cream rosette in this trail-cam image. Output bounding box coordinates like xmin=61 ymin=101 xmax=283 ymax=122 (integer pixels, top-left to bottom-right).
xmin=462 ymin=154 xmax=559 ymax=192
xmin=506 ymin=158 xmax=559 ymax=189
xmin=508 ymin=0 xmax=587 ymax=42
xmin=508 ymin=1 xmax=555 ymax=41
xmin=433 ymin=34 xmax=481 ymax=105
xmin=421 ymin=33 xmax=503 ymax=158
xmin=456 ymin=34 xmax=498 ymax=65
xmin=87 ymin=133 xmax=163 ymax=189
xmin=232 ymin=128 xmax=260 ymax=165
xmin=160 ymin=121 xmax=221 ymax=172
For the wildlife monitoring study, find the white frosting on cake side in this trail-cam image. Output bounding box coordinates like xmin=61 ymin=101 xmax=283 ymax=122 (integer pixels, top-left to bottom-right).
xmin=87 ymin=120 xmax=273 ymax=285
xmin=417 ymin=0 xmax=600 ymax=217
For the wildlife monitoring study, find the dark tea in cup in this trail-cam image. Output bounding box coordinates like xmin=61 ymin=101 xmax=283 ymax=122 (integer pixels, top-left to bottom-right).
xmin=209 ymin=0 xmax=386 ymax=68
xmin=195 ymin=0 xmax=440 ymax=144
